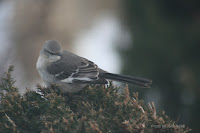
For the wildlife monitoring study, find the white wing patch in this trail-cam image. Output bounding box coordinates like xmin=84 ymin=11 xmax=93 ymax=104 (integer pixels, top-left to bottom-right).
xmin=55 ymin=71 xmax=64 ymax=77
xmin=61 ymin=77 xmax=93 ymax=83
xmin=59 ymin=61 xmax=99 ymax=84
xmin=95 ymin=70 xmax=99 ymax=77
xmin=60 ymin=67 xmax=98 ymax=83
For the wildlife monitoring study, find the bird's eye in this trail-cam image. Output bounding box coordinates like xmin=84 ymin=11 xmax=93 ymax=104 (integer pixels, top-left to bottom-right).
xmin=44 ymin=49 xmax=51 ymax=56
xmin=44 ymin=49 xmax=59 ymax=56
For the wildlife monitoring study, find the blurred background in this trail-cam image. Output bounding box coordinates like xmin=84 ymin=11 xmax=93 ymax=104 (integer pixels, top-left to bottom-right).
xmin=0 ymin=0 xmax=199 ymax=132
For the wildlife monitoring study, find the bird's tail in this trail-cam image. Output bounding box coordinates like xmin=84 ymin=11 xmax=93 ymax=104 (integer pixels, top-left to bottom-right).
xmin=102 ymin=73 xmax=152 ymax=88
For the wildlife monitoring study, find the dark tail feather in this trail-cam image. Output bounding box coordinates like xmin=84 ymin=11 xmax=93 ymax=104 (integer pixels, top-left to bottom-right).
xmin=102 ymin=73 xmax=152 ymax=88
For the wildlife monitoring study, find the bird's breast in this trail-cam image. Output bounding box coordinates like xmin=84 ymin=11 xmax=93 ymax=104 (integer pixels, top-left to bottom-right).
xmin=36 ymin=56 xmax=54 ymax=84
xmin=36 ymin=55 xmax=47 ymax=70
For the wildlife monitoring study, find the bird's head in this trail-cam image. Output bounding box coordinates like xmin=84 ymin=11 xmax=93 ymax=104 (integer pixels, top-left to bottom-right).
xmin=40 ymin=40 xmax=62 ymax=62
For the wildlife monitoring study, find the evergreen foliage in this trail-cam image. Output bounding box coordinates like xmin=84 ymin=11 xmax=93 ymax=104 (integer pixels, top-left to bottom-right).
xmin=0 ymin=66 xmax=191 ymax=133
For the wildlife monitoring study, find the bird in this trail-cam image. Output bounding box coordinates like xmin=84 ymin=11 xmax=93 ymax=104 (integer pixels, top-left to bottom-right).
xmin=36 ymin=40 xmax=152 ymax=93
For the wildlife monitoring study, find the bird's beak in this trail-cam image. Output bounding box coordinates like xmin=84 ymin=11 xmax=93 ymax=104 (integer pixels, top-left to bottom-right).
xmin=57 ymin=53 xmax=62 ymax=57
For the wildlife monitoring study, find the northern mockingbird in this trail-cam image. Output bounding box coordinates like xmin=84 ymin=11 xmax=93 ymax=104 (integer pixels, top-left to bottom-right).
xmin=37 ymin=40 xmax=152 ymax=93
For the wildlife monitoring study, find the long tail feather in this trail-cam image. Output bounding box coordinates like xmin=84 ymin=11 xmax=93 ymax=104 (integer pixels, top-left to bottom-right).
xmin=102 ymin=73 xmax=152 ymax=88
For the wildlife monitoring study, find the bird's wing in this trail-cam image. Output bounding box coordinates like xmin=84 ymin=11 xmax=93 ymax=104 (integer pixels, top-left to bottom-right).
xmin=47 ymin=52 xmax=107 ymax=84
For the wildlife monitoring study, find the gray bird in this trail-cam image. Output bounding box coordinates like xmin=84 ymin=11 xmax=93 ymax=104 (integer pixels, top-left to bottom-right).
xmin=36 ymin=40 xmax=152 ymax=93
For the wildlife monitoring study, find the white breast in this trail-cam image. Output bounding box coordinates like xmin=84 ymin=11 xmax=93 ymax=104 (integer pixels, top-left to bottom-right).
xmin=36 ymin=55 xmax=61 ymax=85
xmin=36 ymin=54 xmax=61 ymax=69
xmin=36 ymin=55 xmax=46 ymax=70
xmin=36 ymin=55 xmax=52 ymax=84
